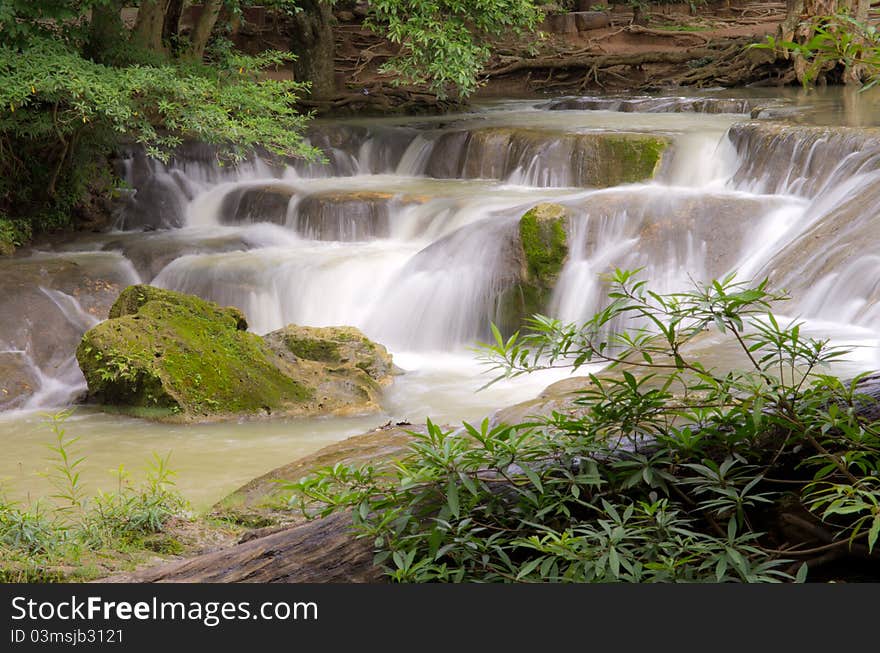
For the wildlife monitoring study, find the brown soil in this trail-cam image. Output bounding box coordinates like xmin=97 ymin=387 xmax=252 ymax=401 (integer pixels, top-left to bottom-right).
xmin=248 ymin=1 xmax=791 ymax=114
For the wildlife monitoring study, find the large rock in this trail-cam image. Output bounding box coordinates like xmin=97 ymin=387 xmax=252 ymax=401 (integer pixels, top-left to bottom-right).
xmin=0 ymin=352 xmax=39 ymax=411
xmin=214 ymin=423 xmax=419 ymax=525
xmin=425 ymin=128 xmax=669 ymax=188
xmin=219 ymin=184 xmax=295 ymax=226
xmin=495 ymin=203 xmax=570 ymax=333
xmin=574 ymin=11 xmax=610 ymax=31
xmin=76 ymin=285 xmax=395 ymax=421
xmin=0 ymin=253 xmax=138 ymax=370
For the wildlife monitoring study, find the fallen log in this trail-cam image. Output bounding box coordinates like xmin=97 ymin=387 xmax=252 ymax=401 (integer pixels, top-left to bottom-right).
xmin=485 ymin=38 xmax=754 ymax=77
xmin=102 ymin=511 xmax=379 ymax=583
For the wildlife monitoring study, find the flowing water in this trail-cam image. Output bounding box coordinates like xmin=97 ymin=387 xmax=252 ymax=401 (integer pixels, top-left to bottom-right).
xmin=4 ymin=87 xmax=880 ymax=509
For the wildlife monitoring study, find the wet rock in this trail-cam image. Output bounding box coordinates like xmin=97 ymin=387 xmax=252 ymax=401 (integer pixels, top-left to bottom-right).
xmin=566 ymin=188 xmax=781 ymax=280
xmin=117 ymin=172 xmax=191 ymax=230
xmin=295 ymin=191 xmax=395 ymax=240
xmin=302 ymin=124 xmax=419 ymax=175
xmin=546 ymin=96 xmax=754 ymax=114
xmin=76 ymin=285 xmax=395 ymax=422
xmin=423 ymin=131 xmax=470 ymax=178
xmin=101 ymin=232 xmax=253 ymax=281
xmin=495 ymin=203 xmax=570 ymax=334
xmin=728 ymin=122 xmax=880 ymax=197
xmin=0 ymin=254 xmax=138 ymax=372
xmin=574 ymin=11 xmax=610 ymax=31
xmin=0 ymin=352 xmax=39 ymax=411
xmin=219 ymin=184 xmax=296 ymax=225
xmin=426 ymin=127 xmax=669 ymax=187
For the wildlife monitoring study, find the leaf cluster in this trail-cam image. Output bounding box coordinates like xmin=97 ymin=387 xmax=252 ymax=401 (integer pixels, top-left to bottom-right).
xmin=288 ymin=271 xmax=880 ymax=582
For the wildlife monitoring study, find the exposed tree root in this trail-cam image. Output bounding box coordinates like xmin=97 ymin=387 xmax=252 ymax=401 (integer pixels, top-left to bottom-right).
xmin=483 ymin=36 xmax=793 ymax=93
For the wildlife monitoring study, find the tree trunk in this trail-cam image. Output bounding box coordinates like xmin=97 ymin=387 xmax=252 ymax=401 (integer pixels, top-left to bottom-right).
xmin=133 ymin=0 xmax=171 ymax=53
xmin=289 ymin=0 xmax=337 ymax=100
xmin=85 ymin=0 xmax=124 ymax=62
xmin=162 ymin=0 xmax=185 ymax=53
xmin=187 ymin=0 xmax=224 ymax=61
xmin=781 ymin=0 xmax=873 ymax=83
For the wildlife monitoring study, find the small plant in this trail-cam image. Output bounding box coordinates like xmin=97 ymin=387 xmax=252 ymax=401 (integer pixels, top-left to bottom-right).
xmin=43 ymin=409 xmax=88 ymax=514
xmin=0 ymin=497 xmax=60 ymax=555
xmin=752 ymin=12 xmax=880 ymax=90
xmin=83 ymin=452 xmax=188 ymax=548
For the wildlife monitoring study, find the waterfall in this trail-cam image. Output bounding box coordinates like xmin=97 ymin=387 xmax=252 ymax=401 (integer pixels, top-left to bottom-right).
xmin=8 ymin=94 xmax=880 ymax=417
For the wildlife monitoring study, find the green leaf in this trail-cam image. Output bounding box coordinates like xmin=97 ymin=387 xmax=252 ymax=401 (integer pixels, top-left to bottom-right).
xmin=446 ymin=475 xmax=460 ymax=519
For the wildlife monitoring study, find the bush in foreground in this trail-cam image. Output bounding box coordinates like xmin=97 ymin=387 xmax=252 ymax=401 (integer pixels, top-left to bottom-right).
xmin=290 ymin=270 xmax=880 ymax=582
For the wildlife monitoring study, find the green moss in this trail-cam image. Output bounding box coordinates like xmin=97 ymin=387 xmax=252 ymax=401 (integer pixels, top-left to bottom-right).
xmin=109 ymin=284 xmax=248 ymax=330
xmin=283 ymin=335 xmax=342 ymax=363
xmin=267 ymin=325 xmax=394 ymax=384
xmin=495 ymin=203 xmax=571 ymax=335
xmin=519 ymin=203 xmax=569 ymax=284
xmin=77 ymin=285 xmax=311 ymax=419
xmin=596 ymin=134 xmax=668 ymax=185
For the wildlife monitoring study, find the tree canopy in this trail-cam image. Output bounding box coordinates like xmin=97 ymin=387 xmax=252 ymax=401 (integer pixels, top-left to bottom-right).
xmin=0 ymin=0 xmax=542 ymax=249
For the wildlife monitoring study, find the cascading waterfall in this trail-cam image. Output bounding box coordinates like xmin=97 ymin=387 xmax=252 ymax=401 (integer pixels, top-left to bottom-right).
xmin=10 ymin=97 xmax=880 ymax=409
xmin=7 ymin=91 xmax=880 ymax=506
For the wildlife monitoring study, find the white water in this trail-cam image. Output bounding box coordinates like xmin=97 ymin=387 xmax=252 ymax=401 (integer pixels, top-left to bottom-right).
xmin=4 ymin=93 xmax=880 ymax=507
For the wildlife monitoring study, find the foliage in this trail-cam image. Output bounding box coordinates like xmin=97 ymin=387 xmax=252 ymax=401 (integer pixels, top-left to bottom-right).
xmin=366 ymin=0 xmax=541 ymax=98
xmin=83 ymin=453 xmax=187 ymax=546
xmin=288 ymin=270 xmax=880 ymax=582
xmin=753 ymin=12 xmax=880 ymax=89
xmin=0 ymin=2 xmax=317 ymax=247
xmin=0 ymin=213 xmax=31 ymax=253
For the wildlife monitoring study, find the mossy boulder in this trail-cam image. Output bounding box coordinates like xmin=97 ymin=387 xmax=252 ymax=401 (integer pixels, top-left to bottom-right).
xmin=592 ymin=134 xmax=667 ymax=186
xmin=76 ymin=285 xmax=395 ymax=422
xmin=495 ymin=203 xmax=570 ymax=334
xmin=442 ymin=128 xmax=669 ymax=187
xmin=263 ymin=325 xmax=395 ymax=383
xmin=262 ymin=324 xmax=397 ymax=415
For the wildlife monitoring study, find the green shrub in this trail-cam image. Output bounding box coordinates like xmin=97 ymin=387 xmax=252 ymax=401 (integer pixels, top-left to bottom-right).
xmin=288 ymin=270 xmax=880 ymax=583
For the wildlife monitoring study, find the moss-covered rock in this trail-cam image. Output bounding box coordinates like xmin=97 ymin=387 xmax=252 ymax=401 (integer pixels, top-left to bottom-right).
xmin=76 ymin=285 xmax=395 ymax=422
xmin=495 ymin=203 xmax=570 ymax=334
xmin=446 ymin=128 xmax=669 ymax=187
xmin=591 ymin=134 xmax=667 ymax=185
xmin=263 ymin=325 xmax=395 ymax=383
xmin=262 ymin=324 xmax=396 ymax=416
xmin=519 ymin=203 xmax=569 ymax=284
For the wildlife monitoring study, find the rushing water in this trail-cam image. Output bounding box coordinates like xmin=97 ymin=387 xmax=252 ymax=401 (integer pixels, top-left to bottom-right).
xmin=4 ymin=88 xmax=880 ymax=509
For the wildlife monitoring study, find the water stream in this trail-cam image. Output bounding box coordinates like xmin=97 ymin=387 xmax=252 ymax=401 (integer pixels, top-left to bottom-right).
xmin=4 ymin=88 xmax=880 ymax=509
